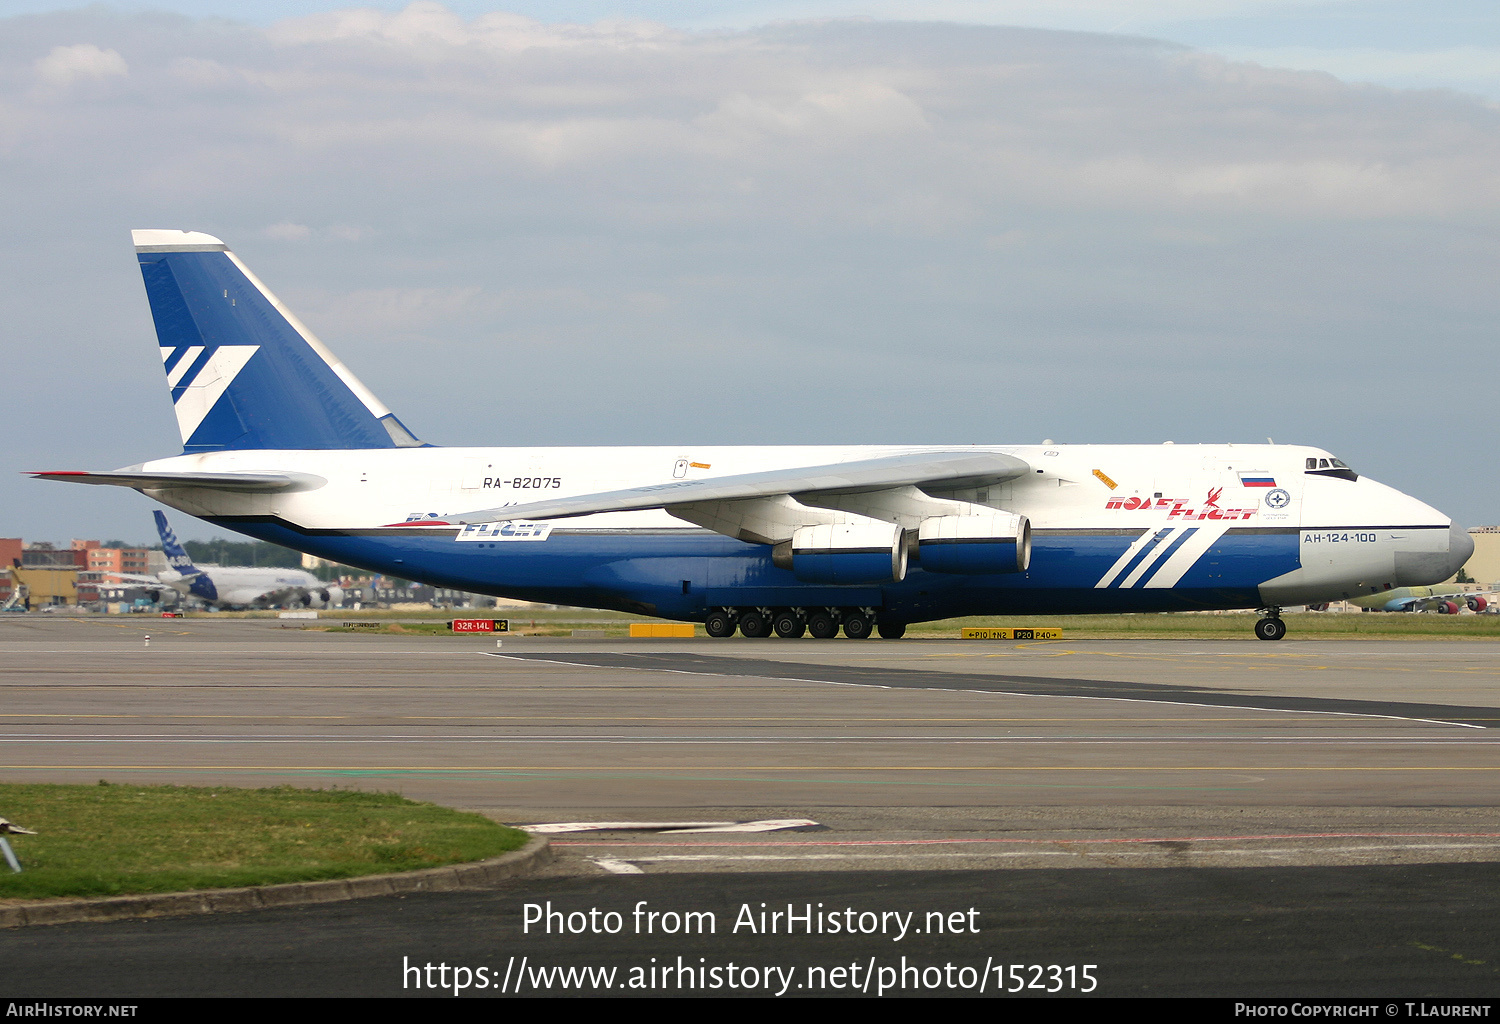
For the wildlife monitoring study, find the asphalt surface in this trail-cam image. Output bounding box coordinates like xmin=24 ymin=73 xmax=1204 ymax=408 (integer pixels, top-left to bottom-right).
xmin=2 ymin=616 xmax=1499 ymax=997
xmin=2 ymin=617 xmax=1498 ymax=872
xmin=6 ymin=864 xmax=1500 ymax=997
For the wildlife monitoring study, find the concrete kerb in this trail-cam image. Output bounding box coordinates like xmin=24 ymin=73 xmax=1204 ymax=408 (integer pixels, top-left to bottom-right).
xmin=0 ymin=835 xmax=552 ymax=929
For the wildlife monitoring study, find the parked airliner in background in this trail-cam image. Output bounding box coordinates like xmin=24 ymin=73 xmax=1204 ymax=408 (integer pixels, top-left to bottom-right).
xmin=32 ymin=230 xmax=1473 ymax=640
xmin=92 ymin=510 xmax=343 ymax=611
xmin=1350 ymin=585 xmax=1493 ymax=615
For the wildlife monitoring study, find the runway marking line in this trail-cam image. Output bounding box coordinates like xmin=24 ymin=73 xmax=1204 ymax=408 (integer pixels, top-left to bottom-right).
xmin=2 ymin=764 xmax=1497 ymax=771
xmin=1 ymin=734 xmax=1494 ymax=744
xmin=3 ymin=714 xmax=1459 ymax=723
xmin=591 ymin=857 xmax=644 ymax=874
xmin=564 ymin=851 xmax=1500 ymax=863
xmin=927 ymin=647 xmax=1500 ymax=678
xmin=483 ymin=653 xmax=1490 ymax=730
xmin=550 ymin=831 xmax=1500 ymax=847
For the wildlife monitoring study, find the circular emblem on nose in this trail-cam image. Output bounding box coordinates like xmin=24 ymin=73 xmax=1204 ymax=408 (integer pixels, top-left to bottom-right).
xmin=1264 ymin=488 xmax=1291 ymax=509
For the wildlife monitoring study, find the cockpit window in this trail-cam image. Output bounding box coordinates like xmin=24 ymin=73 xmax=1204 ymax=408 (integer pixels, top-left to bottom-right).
xmin=1306 ymin=456 xmax=1358 ymax=481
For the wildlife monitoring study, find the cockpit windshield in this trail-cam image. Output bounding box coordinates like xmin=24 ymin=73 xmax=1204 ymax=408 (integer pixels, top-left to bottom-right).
xmin=1305 ymin=456 xmax=1358 ymax=481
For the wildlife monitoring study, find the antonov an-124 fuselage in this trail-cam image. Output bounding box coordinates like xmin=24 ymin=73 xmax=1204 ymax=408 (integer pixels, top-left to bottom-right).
xmin=35 ymin=231 xmax=1473 ymax=641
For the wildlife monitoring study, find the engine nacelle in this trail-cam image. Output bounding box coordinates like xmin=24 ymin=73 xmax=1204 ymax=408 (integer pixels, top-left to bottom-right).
xmin=917 ymin=513 xmax=1031 ymax=575
xmin=773 ymin=521 xmax=907 ymax=585
xmin=1437 ymin=600 xmax=1460 ymax=614
xmin=1468 ymin=596 xmax=1487 ymax=613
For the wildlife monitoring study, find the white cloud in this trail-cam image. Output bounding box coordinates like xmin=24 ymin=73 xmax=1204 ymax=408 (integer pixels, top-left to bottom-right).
xmin=288 ymin=285 xmax=489 ymax=336
xmin=263 ymin=221 xmax=313 ymax=241
xmin=3 ymin=5 xmax=1500 ymax=540
xmin=1216 ymin=45 xmax=1500 ymax=98
xmin=268 ymin=2 xmax=678 ymax=51
xmin=33 ymin=43 xmax=127 ymax=88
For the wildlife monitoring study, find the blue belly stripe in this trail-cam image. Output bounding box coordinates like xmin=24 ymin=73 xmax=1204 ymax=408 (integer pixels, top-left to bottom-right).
xmin=204 ymin=517 xmax=1300 ymax=624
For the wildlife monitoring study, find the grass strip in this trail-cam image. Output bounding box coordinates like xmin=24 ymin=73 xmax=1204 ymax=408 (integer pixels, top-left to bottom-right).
xmin=909 ymin=612 xmax=1500 ymax=639
xmin=0 ymin=783 xmax=528 ymax=900
xmin=313 ymin=612 xmax=1500 ymax=639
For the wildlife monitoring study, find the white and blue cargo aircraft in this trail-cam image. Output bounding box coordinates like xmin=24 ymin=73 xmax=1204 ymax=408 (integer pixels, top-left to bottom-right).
xmin=33 ymin=230 xmax=1472 ymax=641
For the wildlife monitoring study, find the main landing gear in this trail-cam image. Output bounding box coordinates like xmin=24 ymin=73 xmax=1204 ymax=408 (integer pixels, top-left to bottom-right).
xmin=1254 ymin=607 xmax=1287 ymax=641
xmin=704 ymin=606 xmax=904 ymax=640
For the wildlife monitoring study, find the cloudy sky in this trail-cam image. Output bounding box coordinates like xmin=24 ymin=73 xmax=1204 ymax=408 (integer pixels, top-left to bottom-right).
xmin=4 ymin=1 xmax=1498 ymax=544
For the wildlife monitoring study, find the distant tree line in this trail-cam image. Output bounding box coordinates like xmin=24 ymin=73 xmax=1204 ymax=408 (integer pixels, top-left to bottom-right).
xmin=181 ymin=538 xmax=302 ymax=568
xmin=176 ymin=539 xmax=359 ymax=582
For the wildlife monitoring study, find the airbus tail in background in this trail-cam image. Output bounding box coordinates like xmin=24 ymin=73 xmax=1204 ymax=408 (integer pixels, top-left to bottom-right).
xmin=32 ymin=230 xmax=1473 ymax=640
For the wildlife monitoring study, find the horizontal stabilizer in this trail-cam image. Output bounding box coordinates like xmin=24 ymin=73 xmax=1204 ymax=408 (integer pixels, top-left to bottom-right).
xmin=31 ymin=470 xmax=325 ymax=493
xmin=448 ymin=450 xmax=1030 ymax=525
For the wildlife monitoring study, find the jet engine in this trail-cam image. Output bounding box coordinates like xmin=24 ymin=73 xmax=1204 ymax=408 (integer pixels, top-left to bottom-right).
xmin=1468 ymin=596 xmax=1488 ymax=613
xmin=773 ymin=521 xmax=907 ymax=585
xmin=309 ymin=587 xmax=344 ymax=607
xmin=916 ymin=513 xmax=1031 ymax=575
xmin=1437 ymin=600 xmax=1460 ymax=614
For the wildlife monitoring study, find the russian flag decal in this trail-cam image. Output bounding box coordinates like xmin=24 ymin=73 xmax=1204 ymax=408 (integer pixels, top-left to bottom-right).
xmin=1239 ymin=472 xmax=1277 ymax=488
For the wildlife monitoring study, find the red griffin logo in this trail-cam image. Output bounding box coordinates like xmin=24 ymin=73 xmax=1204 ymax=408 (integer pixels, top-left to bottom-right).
xmin=1105 ymin=488 xmax=1255 ymax=520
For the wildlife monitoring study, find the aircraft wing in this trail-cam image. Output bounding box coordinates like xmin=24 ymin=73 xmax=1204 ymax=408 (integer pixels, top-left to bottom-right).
xmin=443 ymin=450 xmax=1031 ymax=525
xmin=250 ymin=587 xmax=308 ymax=608
xmin=30 ymin=470 xmax=325 ymax=493
xmin=82 ymin=572 xmax=175 ymax=590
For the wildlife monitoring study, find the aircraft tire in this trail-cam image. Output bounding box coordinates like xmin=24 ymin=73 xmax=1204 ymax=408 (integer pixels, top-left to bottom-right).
xmin=773 ymin=611 xmax=806 ymax=638
xmin=1254 ymin=617 xmax=1287 ymax=641
xmin=877 ymin=621 xmax=906 ymax=639
xmin=704 ymin=610 xmax=735 ymax=638
xmin=739 ymin=610 xmax=772 ymax=638
xmin=808 ymin=612 xmax=839 ymax=639
xmin=842 ymin=613 xmax=873 ymax=640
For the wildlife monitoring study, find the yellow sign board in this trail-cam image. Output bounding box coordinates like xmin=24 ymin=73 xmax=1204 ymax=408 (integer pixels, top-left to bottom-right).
xmin=961 ymin=627 xmax=1063 ymax=640
xmin=629 ymin=623 xmax=696 ymax=638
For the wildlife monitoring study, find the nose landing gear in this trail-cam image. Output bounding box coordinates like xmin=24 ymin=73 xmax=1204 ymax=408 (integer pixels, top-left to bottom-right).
xmin=1254 ymin=608 xmax=1286 ymax=641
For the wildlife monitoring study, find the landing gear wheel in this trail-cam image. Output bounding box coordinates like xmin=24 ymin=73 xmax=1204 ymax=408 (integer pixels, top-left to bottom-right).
xmin=704 ymin=610 xmax=734 ymax=638
xmin=877 ymin=621 xmax=907 ymax=639
xmin=1254 ymin=617 xmax=1286 ymax=641
xmin=738 ymin=610 xmax=771 ymax=638
xmin=842 ymin=613 xmax=873 ymax=640
xmin=808 ymin=612 xmax=839 ymax=639
xmin=773 ymin=611 xmax=805 ymax=638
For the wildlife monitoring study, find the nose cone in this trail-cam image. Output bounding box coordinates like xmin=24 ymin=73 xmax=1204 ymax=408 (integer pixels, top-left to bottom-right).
xmin=1394 ymin=522 xmax=1474 ymax=587
xmin=1448 ymin=523 xmax=1475 ymax=576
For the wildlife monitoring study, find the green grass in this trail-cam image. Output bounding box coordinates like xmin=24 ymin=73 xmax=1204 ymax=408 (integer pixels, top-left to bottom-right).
xmin=313 ymin=611 xmax=1500 ymax=640
xmin=0 ymin=783 xmax=529 ymax=900
xmin=906 ymin=612 xmax=1500 ymax=639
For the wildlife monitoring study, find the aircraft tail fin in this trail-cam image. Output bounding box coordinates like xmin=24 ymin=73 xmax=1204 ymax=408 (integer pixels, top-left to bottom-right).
xmin=132 ymin=229 xmax=425 ymax=452
xmin=154 ymin=510 xmax=201 ymax=575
